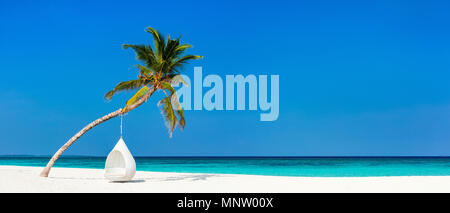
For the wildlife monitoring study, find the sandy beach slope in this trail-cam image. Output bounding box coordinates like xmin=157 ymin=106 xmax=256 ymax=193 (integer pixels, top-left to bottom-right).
xmin=0 ymin=166 xmax=449 ymax=193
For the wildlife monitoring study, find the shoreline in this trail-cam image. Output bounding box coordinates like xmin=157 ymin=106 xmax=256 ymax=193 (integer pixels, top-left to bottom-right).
xmin=1 ymin=166 xmax=450 ymax=192
xmin=2 ymin=164 xmax=450 ymax=178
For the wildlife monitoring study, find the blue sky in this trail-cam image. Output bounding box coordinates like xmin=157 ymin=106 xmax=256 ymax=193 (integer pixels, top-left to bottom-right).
xmin=0 ymin=0 xmax=449 ymax=156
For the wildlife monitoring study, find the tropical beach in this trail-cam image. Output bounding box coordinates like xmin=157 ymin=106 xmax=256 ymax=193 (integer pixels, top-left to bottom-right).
xmin=2 ymin=156 xmax=450 ymax=193
xmin=1 ymin=165 xmax=450 ymax=193
xmin=2 ymin=0 xmax=450 ymax=201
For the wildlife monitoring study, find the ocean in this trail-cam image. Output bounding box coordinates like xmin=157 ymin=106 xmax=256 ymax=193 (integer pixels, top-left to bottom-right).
xmin=0 ymin=156 xmax=449 ymax=177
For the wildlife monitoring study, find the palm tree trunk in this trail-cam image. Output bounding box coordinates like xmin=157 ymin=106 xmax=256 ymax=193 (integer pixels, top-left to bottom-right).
xmin=40 ymin=87 xmax=156 ymax=177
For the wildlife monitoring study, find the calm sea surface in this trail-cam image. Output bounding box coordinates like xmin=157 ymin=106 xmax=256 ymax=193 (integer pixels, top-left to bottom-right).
xmin=0 ymin=156 xmax=449 ymax=177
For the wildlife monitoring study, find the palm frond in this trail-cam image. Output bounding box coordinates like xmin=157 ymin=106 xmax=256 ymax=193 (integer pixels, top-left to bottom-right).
xmin=168 ymin=55 xmax=203 ymax=74
xmin=145 ymin=27 xmax=165 ymax=57
xmin=176 ymin=107 xmax=185 ymax=130
xmin=171 ymin=92 xmax=185 ymax=130
xmin=174 ymin=55 xmax=203 ymax=63
xmin=136 ymin=64 xmax=154 ymax=76
xmin=160 ymin=81 xmax=176 ymax=93
xmin=110 ymin=27 xmax=201 ymax=137
xmin=104 ymin=90 xmax=115 ymax=101
xmin=158 ymin=97 xmax=177 ymax=137
xmin=171 ymin=44 xmax=192 ymax=59
xmin=160 ymin=81 xmax=185 ymax=130
xmin=105 ymin=79 xmax=144 ymax=100
xmin=175 ymin=44 xmax=192 ymax=52
xmin=161 ymin=74 xmax=190 ymax=88
xmin=164 ymin=37 xmax=181 ymax=60
xmin=170 ymin=75 xmax=190 ymax=87
xmin=123 ymin=44 xmax=156 ymax=67
xmin=122 ymin=85 xmax=151 ymax=113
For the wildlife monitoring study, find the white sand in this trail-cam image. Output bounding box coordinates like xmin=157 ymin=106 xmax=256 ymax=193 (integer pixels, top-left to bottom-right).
xmin=0 ymin=166 xmax=449 ymax=193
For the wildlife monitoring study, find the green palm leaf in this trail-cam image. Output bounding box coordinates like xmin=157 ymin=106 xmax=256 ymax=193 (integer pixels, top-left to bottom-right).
xmin=158 ymin=97 xmax=177 ymax=137
xmin=160 ymin=81 xmax=176 ymax=93
xmin=108 ymin=27 xmax=202 ymax=137
xmin=160 ymin=82 xmax=185 ymax=130
xmin=171 ymin=93 xmax=185 ymax=130
xmin=136 ymin=64 xmax=154 ymax=76
xmin=168 ymin=55 xmax=203 ymax=74
xmin=105 ymin=79 xmax=144 ymax=100
xmin=145 ymin=27 xmax=165 ymax=57
xmin=122 ymin=85 xmax=150 ymax=113
xmin=122 ymin=44 xmax=156 ymax=67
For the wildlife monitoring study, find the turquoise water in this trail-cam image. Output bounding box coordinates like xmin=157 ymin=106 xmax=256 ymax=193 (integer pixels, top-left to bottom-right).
xmin=0 ymin=156 xmax=449 ymax=177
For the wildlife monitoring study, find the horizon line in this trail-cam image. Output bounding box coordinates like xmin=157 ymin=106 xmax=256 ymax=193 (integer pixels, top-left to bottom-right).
xmin=1 ymin=155 xmax=450 ymax=158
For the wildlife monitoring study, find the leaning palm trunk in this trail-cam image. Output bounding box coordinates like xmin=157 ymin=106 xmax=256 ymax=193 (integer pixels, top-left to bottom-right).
xmin=40 ymin=27 xmax=202 ymax=177
xmin=40 ymin=87 xmax=156 ymax=177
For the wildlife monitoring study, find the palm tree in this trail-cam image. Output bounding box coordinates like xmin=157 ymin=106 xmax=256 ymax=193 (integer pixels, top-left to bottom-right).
xmin=40 ymin=27 xmax=202 ymax=177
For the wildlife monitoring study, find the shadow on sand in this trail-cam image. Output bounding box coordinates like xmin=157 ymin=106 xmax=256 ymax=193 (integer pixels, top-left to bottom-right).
xmin=142 ymin=174 xmax=220 ymax=182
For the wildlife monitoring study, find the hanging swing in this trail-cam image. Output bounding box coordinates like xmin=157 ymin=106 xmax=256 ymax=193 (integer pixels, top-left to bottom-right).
xmin=104 ymin=115 xmax=136 ymax=182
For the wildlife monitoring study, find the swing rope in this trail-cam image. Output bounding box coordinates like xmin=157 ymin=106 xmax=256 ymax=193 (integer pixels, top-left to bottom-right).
xmin=120 ymin=114 xmax=123 ymax=139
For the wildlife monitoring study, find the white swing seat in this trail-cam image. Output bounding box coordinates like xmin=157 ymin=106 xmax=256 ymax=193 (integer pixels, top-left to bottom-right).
xmin=105 ymin=168 xmax=126 ymax=177
xmin=104 ymin=138 xmax=136 ymax=182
